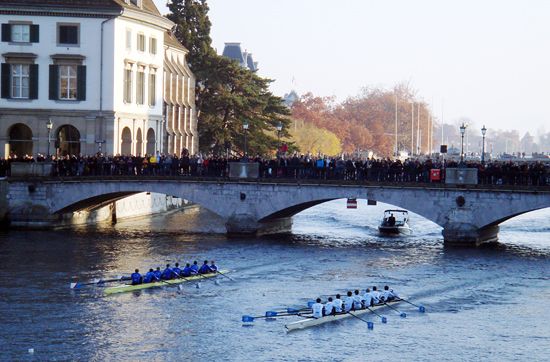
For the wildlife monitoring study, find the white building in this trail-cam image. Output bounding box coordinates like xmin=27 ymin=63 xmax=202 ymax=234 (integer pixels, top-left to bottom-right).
xmin=0 ymin=0 xmax=197 ymax=158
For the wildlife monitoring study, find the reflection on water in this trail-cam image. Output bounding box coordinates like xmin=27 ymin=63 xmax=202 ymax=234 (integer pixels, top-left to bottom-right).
xmin=0 ymin=200 xmax=548 ymax=360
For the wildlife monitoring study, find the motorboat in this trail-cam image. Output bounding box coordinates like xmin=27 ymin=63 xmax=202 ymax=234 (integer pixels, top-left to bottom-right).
xmin=378 ymin=209 xmax=412 ymax=235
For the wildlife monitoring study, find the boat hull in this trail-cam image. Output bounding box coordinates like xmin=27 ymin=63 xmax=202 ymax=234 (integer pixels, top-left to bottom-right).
xmin=285 ymin=300 xmax=402 ymax=331
xmin=104 ymin=270 xmax=228 ymax=295
xmin=378 ymin=225 xmax=412 ymax=235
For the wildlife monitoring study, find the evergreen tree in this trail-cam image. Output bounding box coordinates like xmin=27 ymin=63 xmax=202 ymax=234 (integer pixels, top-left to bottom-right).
xmin=167 ymin=0 xmax=290 ymax=155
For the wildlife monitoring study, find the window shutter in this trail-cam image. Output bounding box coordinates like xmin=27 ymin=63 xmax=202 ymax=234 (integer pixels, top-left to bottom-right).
xmin=1 ymin=63 xmax=10 ymax=98
xmin=29 ymin=64 xmax=39 ymax=99
xmin=30 ymin=24 xmax=39 ymax=43
xmin=77 ymin=65 xmax=86 ymax=100
xmin=1 ymin=24 xmax=10 ymax=42
xmin=49 ymin=64 xmax=58 ymax=100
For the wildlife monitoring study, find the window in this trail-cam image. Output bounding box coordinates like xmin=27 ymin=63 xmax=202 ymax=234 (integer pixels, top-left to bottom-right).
xmin=148 ymin=72 xmax=156 ymax=106
xmin=123 ymin=68 xmax=133 ymax=103
xmin=11 ymin=24 xmax=30 ymax=42
xmin=59 ymin=65 xmax=77 ymax=100
xmin=125 ymin=29 xmax=132 ymax=50
xmin=149 ymin=37 xmax=157 ymax=54
xmin=2 ymin=23 xmax=39 ymax=43
xmin=11 ymin=64 xmax=29 ymax=99
xmin=137 ymin=33 xmax=145 ymax=52
xmin=58 ymin=24 xmax=79 ymax=45
xmin=136 ymin=68 xmax=144 ymax=105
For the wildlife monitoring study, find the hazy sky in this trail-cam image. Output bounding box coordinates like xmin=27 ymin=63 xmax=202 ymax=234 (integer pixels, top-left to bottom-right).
xmin=155 ymin=0 xmax=550 ymax=136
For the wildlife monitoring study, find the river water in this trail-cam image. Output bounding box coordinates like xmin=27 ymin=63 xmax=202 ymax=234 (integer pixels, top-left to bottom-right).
xmin=0 ymin=200 xmax=549 ymax=361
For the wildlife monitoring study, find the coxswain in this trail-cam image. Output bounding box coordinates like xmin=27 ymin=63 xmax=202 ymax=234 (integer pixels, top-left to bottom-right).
xmin=198 ymin=260 xmax=211 ymax=274
xmin=363 ymin=288 xmax=374 ymax=307
xmin=161 ymin=264 xmax=174 ymax=280
xmin=172 ymin=263 xmax=182 ymax=277
xmin=324 ymin=297 xmax=335 ymax=316
xmin=381 ymin=285 xmax=399 ymax=301
xmin=371 ymin=286 xmax=381 ymax=304
xmin=131 ymin=269 xmax=142 ymax=285
xmin=353 ymin=289 xmax=364 ymax=310
xmin=182 ymin=263 xmax=192 ymax=277
xmin=153 ymin=267 xmax=162 ymax=281
xmin=209 ymin=260 xmax=218 ymax=272
xmin=344 ymin=291 xmax=354 ymax=312
xmin=190 ymin=260 xmax=199 ymax=274
xmin=333 ymin=294 xmax=343 ymax=313
xmin=311 ymin=298 xmax=324 ymax=319
xmin=143 ymin=268 xmax=155 ymax=283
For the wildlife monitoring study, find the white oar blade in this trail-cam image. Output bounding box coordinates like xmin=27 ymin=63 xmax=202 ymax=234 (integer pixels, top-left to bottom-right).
xmin=70 ymin=282 xmax=78 ymax=289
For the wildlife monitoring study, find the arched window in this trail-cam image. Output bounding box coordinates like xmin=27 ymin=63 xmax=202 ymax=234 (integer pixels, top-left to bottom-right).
xmin=146 ymin=128 xmax=155 ymax=155
xmin=56 ymin=125 xmax=80 ymax=156
xmin=121 ymin=127 xmax=132 ymax=155
xmin=8 ymin=123 xmax=33 ymax=158
xmin=136 ymin=128 xmax=143 ymax=156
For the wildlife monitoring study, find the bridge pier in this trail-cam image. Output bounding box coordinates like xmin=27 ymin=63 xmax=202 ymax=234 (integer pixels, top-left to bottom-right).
xmin=442 ymin=224 xmax=499 ymax=246
xmin=225 ymin=215 xmax=292 ymax=236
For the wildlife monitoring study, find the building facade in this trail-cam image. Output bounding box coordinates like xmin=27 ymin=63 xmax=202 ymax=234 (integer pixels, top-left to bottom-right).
xmin=0 ymin=0 xmax=197 ymax=158
xmin=222 ymin=42 xmax=258 ymax=71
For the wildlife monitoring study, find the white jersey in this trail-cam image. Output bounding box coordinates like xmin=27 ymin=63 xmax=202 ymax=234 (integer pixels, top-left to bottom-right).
xmin=381 ymin=290 xmax=392 ymax=301
xmin=353 ymin=294 xmax=363 ymax=309
xmin=333 ymin=298 xmax=343 ymax=313
xmin=344 ymin=296 xmax=354 ymax=311
xmin=371 ymin=290 xmax=380 ymax=304
xmin=312 ymin=302 xmax=324 ymax=318
xmin=363 ymin=292 xmax=373 ymax=307
xmin=324 ymin=301 xmax=334 ymax=315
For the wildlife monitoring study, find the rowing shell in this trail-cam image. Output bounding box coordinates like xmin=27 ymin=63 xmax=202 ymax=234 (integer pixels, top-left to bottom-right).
xmin=285 ymin=299 xmax=402 ymax=331
xmin=104 ymin=270 xmax=228 ymax=295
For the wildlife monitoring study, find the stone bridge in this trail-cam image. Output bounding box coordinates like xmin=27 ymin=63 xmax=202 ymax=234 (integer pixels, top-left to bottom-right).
xmin=4 ymin=177 xmax=550 ymax=246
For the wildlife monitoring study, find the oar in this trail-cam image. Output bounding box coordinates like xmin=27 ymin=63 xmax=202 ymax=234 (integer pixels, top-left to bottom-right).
xmin=243 ymin=310 xmax=310 ymax=323
xmin=384 ymin=302 xmax=406 ymax=318
xmin=216 ymin=270 xmax=234 ymax=281
xmin=70 ymin=276 xmax=127 ymax=289
xmin=400 ymin=298 xmax=426 ymax=313
xmin=366 ymin=307 xmax=387 ymax=323
xmin=347 ymin=311 xmax=375 ymax=330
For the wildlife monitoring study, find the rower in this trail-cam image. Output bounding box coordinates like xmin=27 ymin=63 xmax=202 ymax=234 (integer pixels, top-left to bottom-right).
xmin=190 ymin=260 xmax=199 ymax=274
xmin=182 ymin=263 xmax=192 ymax=277
xmin=381 ymin=285 xmax=399 ymax=301
xmin=153 ymin=267 xmax=162 ymax=281
xmin=209 ymin=260 xmax=218 ymax=272
xmin=353 ymin=289 xmax=364 ymax=310
xmin=324 ymin=297 xmax=335 ymax=316
xmin=143 ymin=268 xmax=155 ymax=283
xmin=333 ymin=294 xmax=343 ymax=313
xmin=198 ymin=260 xmax=211 ymax=274
xmin=371 ymin=286 xmax=381 ymax=304
xmin=311 ymin=298 xmax=324 ymax=318
xmin=161 ymin=264 xmax=174 ymax=280
xmin=172 ymin=263 xmax=182 ymax=277
xmin=131 ymin=269 xmax=142 ymax=285
xmin=363 ymin=288 xmax=374 ymax=307
xmin=344 ymin=291 xmax=355 ymax=312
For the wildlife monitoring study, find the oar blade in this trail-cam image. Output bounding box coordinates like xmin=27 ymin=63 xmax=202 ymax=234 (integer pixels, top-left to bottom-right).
xmin=286 ymin=308 xmax=299 ymax=314
xmin=367 ymin=321 xmax=374 ymax=330
xmin=400 ymin=312 xmax=407 ymax=318
xmin=70 ymin=282 xmax=79 ymax=289
xmin=382 ymin=316 xmax=388 ymax=324
xmin=242 ymin=315 xmax=254 ymax=323
xmin=265 ymin=311 xmax=278 ymax=318
xmin=419 ymin=305 xmax=426 ymax=313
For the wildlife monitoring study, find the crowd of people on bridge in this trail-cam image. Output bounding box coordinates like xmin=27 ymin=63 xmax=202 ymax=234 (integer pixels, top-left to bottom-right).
xmin=1 ymin=151 xmax=549 ymax=186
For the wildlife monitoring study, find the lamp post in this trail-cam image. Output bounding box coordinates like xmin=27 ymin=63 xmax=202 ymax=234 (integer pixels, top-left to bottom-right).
xmin=459 ymin=122 xmax=467 ymax=163
xmin=276 ymin=121 xmax=282 ymax=156
xmin=46 ymin=119 xmax=53 ymax=158
xmin=481 ymin=125 xmax=487 ymax=164
xmin=243 ymin=120 xmax=249 ymax=159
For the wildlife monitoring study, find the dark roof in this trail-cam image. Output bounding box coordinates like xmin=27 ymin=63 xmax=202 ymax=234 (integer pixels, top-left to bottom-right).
xmin=164 ymin=31 xmax=188 ymax=52
xmin=222 ymin=43 xmax=245 ymax=64
xmin=0 ymin=0 xmax=161 ymax=17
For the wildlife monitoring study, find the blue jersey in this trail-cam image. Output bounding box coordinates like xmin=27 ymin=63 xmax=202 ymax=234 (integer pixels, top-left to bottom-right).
xmin=161 ymin=267 xmax=174 ymax=280
xmin=181 ymin=266 xmax=192 ymax=277
xmin=210 ymin=264 xmax=218 ymax=272
xmin=190 ymin=264 xmax=199 ymax=274
xmin=143 ymin=271 xmax=155 ymax=283
xmin=131 ymin=272 xmax=142 ymax=285
xmin=198 ymin=264 xmax=211 ymax=274
xmin=172 ymin=267 xmax=182 ymax=277
xmin=153 ymin=270 xmax=162 ymax=281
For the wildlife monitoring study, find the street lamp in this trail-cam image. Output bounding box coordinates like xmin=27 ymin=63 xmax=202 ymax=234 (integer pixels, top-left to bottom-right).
xmin=46 ymin=119 xmax=53 ymax=158
xmin=481 ymin=125 xmax=487 ymax=164
xmin=459 ymin=122 xmax=467 ymax=163
xmin=276 ymin=121 xmax=283 ymax=156
xmin=243 ymin=120 xmax=249 ymax=158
